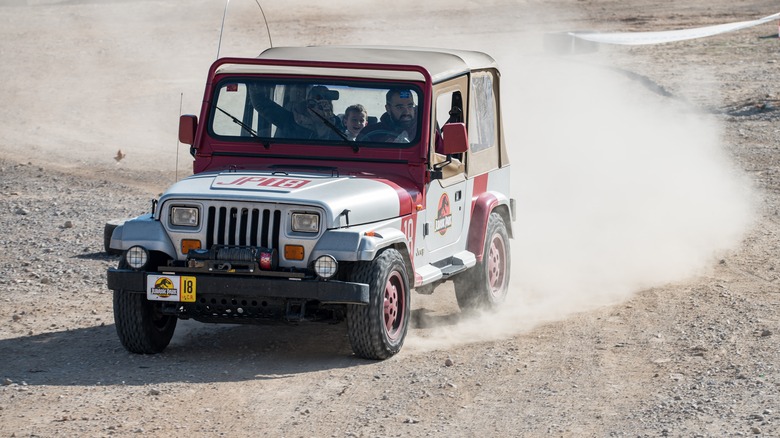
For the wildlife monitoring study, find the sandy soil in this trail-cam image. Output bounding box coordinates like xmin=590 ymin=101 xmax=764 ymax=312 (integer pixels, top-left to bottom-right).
xmin=1 ymin=0 xmax=779 ymax=436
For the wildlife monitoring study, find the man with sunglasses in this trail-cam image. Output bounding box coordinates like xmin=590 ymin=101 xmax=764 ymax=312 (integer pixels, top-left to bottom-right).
xmin=251 ymin=84 xmax=346 ymax=140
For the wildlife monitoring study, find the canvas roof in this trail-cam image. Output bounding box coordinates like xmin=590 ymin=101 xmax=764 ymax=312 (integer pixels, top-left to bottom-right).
xmin=214 ymin=46 xmax=498 ymax=84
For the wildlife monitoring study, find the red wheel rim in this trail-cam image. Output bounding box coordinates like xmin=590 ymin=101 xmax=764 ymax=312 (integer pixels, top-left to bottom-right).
xmin=487 ymin=233 xmax=506 ymax=298
xmin=383 ymin=271 xmax=406 ymax=342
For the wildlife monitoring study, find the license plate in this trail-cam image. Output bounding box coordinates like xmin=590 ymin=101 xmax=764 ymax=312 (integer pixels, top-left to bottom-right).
xmin=146 ymin=275 xmax=196 ymax=302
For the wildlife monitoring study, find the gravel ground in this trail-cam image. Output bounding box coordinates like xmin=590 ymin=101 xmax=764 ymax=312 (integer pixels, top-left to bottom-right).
xmin=1 ymin=0 xmax=780 ymax=436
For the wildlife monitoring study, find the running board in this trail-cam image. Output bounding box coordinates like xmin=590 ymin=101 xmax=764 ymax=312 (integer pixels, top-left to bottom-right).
xmin=414 ymin=251 xmax=476 ymax=285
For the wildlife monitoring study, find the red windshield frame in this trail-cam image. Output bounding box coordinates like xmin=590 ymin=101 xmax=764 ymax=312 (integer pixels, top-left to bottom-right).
xmin=191 ymin=57 xmax=434 ymax=189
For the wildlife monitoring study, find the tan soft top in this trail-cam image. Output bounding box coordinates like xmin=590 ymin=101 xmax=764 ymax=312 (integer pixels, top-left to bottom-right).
xmin=213 ymin=45 xmax=498 ymax=84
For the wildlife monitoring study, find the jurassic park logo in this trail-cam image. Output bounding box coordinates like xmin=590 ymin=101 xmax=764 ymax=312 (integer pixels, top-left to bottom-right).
xmin=434 ymin=193 xmax=452 ymax=236
xmin=150 ymin=276 xmax=178 ymax=299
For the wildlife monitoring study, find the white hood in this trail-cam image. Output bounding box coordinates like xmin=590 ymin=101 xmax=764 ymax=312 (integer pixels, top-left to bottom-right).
xmin=159 ymin=170 xmax=409 ymax=227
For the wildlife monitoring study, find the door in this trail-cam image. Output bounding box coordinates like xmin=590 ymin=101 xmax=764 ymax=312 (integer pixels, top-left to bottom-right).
xmin=424 ymin=76 xmax=470 ymax=262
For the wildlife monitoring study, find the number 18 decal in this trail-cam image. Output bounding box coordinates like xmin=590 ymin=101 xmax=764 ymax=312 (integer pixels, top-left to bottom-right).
xmin=402 ymin=216 xmax=415 ymax=260
xmin=181 ymin=276 xmax=196 ymax=302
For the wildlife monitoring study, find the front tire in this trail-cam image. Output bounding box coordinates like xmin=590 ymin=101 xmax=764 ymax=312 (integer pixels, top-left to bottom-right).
xmin=347 ymin=249 xmax=410 ymax=359
xmin=454 ymin=212 xmax=510 ymax=312
xmin=112 ymin=259 xmax=177 ymax=354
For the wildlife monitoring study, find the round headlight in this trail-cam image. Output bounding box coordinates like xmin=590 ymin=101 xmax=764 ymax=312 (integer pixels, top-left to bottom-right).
xmin=125 ymin=246 xmax=149 ymax=270
xmin=313 ymin=255 xmax=338 ymax=279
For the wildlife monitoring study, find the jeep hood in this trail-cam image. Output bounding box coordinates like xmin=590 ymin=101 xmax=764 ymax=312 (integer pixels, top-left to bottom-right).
xmin=159 ymin=170 xmax=416 ymax=228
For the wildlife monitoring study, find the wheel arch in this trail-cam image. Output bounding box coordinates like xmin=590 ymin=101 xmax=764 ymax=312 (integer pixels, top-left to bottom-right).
xmin=111 ymin=214 xmax=177 ymax=260
xmin=466 ymin=192 xmax=513 ymax=262
xmin=387 ymin=242 xmax=414 ymax=288
xmin=359 ymin=228 xmax=415 ymax=288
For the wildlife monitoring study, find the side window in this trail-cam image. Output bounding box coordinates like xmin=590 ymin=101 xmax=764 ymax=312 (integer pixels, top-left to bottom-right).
xmin=435 ymin=90 xmax=463 ymax=132
xmin=431 ymin=77 xmax=468 ymax=179
xmin=468 ymin=71 xmax=498 ymax=153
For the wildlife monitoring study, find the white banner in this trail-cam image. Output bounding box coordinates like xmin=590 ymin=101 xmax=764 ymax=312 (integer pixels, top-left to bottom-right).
xmin=569 ymin=12 xmax=780 ymax=45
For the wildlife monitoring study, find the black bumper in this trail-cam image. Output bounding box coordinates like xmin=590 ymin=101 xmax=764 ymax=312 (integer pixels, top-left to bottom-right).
xmin=107 ymin=268 xmax=369 ymax=305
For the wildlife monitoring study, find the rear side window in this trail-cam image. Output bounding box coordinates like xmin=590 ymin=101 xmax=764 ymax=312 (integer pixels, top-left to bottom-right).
xmin=468 ymin=71 xmax=498 ymax=153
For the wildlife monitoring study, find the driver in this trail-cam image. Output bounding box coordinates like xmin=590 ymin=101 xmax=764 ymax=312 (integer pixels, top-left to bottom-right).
xmin=357 ymin=89 xmax=417 ymax=143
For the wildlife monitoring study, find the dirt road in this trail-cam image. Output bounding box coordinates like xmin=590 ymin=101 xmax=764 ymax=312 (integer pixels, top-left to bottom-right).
xmin=1 ymin=0 xmax=779 ymax=436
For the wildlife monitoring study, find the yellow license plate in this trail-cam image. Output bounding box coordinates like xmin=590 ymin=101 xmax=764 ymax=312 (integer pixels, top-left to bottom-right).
xmin=180 ymin=276 xmax=196 ymax=302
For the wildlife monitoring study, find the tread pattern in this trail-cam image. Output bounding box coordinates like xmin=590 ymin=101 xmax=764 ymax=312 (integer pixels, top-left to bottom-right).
xmin=113 ymin=290 xmax=176 ymax=354
xmin=346 ymin=249 xmax=409 ymax=360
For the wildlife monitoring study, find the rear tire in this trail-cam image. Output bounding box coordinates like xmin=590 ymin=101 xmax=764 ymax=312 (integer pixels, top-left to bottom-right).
xmin=347 ymin=249 xmax=410 ymax=359
xmin=454 ymin=212 xmax=510 ymax=312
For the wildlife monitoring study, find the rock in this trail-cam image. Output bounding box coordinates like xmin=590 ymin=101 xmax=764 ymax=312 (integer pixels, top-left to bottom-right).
xmin=444 ymin=358 xmax=454 ymax=367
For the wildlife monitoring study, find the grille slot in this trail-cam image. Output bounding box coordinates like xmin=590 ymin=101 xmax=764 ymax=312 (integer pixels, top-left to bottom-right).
xmin=206 ymin=205 xmax=282 ymax=250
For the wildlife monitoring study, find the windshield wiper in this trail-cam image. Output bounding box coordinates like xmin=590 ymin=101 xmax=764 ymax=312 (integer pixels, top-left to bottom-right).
xmin=216 ymin=106 xmax=270 ymax=149
xmin=307 ymin=107 xmax=359 ymax=152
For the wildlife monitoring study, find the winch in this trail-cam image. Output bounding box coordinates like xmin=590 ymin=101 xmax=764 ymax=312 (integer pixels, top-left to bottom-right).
xmin=186 ymin=245 xmax=278 ymax=272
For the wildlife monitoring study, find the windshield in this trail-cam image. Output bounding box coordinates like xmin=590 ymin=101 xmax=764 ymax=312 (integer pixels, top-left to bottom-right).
xmin=209 ymin=78 xmax=423 ymax=146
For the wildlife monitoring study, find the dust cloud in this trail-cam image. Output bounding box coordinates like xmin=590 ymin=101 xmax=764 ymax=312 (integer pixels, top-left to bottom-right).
xmin=206 ymin=0 xmax=758 ymax=352
xmin=406 ymin=40 xmax=756 ymax=351
xmin=172 ymin=4 xmax=756 ymax=353
xmin=210 ymin=0 xmax=758 ymax=345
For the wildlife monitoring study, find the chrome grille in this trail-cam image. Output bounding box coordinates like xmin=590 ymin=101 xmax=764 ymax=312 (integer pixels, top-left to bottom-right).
xmin=206 ymin=204 xmax=282 ymax=250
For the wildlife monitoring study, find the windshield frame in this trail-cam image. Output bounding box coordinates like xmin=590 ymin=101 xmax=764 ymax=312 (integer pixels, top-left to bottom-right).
xmin=206 ymin=76 xmax=425 ymax=149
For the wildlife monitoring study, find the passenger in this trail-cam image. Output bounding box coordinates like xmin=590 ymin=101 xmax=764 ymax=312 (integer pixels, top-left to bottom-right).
xmin=357 ymin=89 xmax=417 ymax=143
xmin=249 ymin=84 xmax=345 ymax=140
xmin=342 ymin=104 xmax=368 ymax=140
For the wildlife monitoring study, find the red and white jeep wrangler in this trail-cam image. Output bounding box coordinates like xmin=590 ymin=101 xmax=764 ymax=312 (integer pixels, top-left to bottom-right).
xmin=107 ymin=46 xmax=515 ymax=359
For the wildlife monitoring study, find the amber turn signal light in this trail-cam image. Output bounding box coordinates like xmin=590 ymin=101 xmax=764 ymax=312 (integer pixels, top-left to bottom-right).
xmin=284 ymin=245 xmax=305 ymax=260
xmin=181 ymin=239 xmax=202 ymax=254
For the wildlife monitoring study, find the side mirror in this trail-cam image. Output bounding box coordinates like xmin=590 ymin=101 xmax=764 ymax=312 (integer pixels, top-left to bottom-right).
xmin=441 ymin=123 xmax=469 ymax=155
xmin=179 ymin=115 xmax=198 ymax=145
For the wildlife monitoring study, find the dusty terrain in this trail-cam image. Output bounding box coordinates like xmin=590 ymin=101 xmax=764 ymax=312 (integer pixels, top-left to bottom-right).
xmin=1 ymin=0 xmax=780 ymax=436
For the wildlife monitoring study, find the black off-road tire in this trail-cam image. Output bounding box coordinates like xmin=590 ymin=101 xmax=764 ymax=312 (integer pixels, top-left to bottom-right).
xmin=113 ymin=290 xmax=177 ymax=354
xmin=347 ymin=249 xmax=410 ymax=360
xmin=112 ymin=258 xmax=177 ymax=354
xmin=454 ymin=212 xmax=510 ymax=312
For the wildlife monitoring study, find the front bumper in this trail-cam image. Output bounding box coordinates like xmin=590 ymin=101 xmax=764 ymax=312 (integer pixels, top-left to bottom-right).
xmin=107 ymin=268 xmax=369 ymax=305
